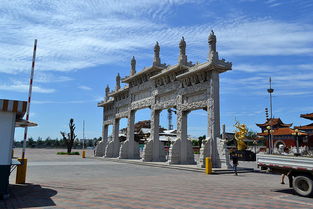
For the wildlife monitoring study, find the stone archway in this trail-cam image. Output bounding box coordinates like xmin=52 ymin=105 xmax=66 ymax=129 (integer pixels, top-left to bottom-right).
xmin=98 ymin=31 xmax=232 ymax=167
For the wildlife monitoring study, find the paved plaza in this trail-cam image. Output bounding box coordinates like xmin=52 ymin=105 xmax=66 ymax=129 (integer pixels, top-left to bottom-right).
xmin=1 ymin=148 xmax=313 ymax=209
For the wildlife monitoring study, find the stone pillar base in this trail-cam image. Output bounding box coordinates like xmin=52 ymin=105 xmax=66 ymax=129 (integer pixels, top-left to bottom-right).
xmin=94 ymin=140 xmax=107 ymax=157
xmin=168 ymin=138 xmax=196 ymax=164
xmin=119 ymin=140 xmax=140 ymax=159
xmin=197 ymin=139 xmax=210 ymax=168
xmin=217 ymin=138 xmax=232 ymax=169
xmin=105 ymin=140 xmax=120 ymax=158
xmin=197 ymin=138 xmax=224 ymax=168
xmin=142 ymin=139 xmax=166 ymax=162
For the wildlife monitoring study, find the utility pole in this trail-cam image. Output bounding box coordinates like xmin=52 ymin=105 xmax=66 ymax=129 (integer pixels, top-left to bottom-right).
xmin=83 ymin=120 xmax=85 ymax=149
xmin=22 ymin=39 xmax=37 ymax=160
xmin=267 ymin=77 xmax=274 ymax=119
xmin=167 ymin=108 xmax=176 ymax=130
xmin=168 ymin=109 xmax=173 ymax=130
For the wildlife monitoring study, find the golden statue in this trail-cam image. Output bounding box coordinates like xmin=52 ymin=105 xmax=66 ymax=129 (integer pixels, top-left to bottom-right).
xmin=234 ymin=122 xmax=248 ymax=151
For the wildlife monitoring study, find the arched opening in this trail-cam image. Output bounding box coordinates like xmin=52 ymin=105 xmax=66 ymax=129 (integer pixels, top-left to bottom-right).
xmin=134 ymin=108 xmax=151 ymax=157
xmin=119 ymin=118 xmax=127 ymax=143
xmin=274 ymin=140 xmax=286 ymax=149
xmin=159 ymin=108 xmax=177 ymax=159
xmin=187 ymin=109 xmax=207 ymax=162
xmin=107 ymin=125 xmax=113 ymax=142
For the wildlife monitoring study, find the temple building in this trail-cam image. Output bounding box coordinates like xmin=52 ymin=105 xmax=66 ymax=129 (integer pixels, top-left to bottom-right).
xmin=257 ymin=118 xmax=308 ymax=149
xmin=295 ymin=113 xmax=313 ymax=148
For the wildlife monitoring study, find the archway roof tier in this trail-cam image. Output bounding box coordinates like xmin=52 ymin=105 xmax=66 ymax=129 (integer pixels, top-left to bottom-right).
xmin=122 ymin=65 xmax=165 ymax=83
xmin=300 ymin=113 xmax=313 ymax=120
xmin=176 ymin=62 xmax=231 ymax=80
xmin=97 ymin=98 xmax=114 ymax=107
xmin=150 ymin=64 xmax=189 ymax=80
xmin=108 ymin=86 xmax=129 ymax=97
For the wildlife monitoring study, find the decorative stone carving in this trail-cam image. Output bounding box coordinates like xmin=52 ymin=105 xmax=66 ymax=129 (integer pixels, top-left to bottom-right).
xmin=119 ymin=140 xmax=140 ymax=159
xmin=198 ymin=138 xmax=211 ymax=168
xmin=131 ymin=56 xmax=136 ymax=76
xmin=217 ymin=137 xmax=232 ymax=169
xmin=153 ymin=41 xmax=161 ymax=66
xmin=105 ymin=119 xmax=121 ymax=158
xmin=178 ymin=37 xmax=187 ymax=65
xmin=208 ymin=30 xmax=218 ymax=62
xmin=104 ymin=141 xmax=114 ymax=157
xmin=142 ymin=139 xmax=166 ymax=162
xmin=105 ymin=140 xmax=121 ymax=158
xmin=94 ymin=140 xmax=107 ymax=157
xmin=116 ymin=73 xmax=121 ymax=90
xmin=168 ymin=138 xmax=195 ymax=164
xmin=105 ymin=85 xmax=110 ymax=101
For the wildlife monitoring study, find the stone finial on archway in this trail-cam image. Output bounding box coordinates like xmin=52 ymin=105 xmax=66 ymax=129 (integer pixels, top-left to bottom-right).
xmin=153 ymin=41 xmax=161 ymax=66
xmin=208 ymin=30 xmax=219 ymax=62
xmin=105 ymin=85 xmax=110 ymax=101
xmin=131 ymin=56 xmax=136 ymax=75
xmin=116 ymin=73 xmax=121 ymax=90
xmin=178 ymin=36 xmax=187 ymax=65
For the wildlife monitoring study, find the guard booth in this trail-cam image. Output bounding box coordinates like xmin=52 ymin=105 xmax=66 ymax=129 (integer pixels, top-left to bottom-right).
xmin=0 ymin=99 xmax=37 ymax=199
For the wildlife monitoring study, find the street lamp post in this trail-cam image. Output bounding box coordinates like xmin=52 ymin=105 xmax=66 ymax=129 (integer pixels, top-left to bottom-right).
xmin=292 ymin=129 xmax=300 ymax=156
xmin=264 ymin=126 xmax=274 ymax=154
xmin=253 ymin=139 xmax=257 ymax=154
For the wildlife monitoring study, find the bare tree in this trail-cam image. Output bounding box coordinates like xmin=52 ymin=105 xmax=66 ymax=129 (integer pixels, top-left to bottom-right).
xmin=60 ymin=118 xmax=77 ymax=154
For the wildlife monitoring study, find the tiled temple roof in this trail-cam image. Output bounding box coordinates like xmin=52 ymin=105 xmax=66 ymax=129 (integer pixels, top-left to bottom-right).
xmin=256 ymin=118 xmax=292 ymax=128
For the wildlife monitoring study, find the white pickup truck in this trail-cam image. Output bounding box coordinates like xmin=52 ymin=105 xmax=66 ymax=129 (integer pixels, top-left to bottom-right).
xmin=257 ymin=154 xmax=313 ymax=197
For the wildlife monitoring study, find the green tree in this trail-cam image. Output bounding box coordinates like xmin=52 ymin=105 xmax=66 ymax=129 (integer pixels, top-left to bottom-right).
xmin=60 ymin=118 xmax=77 ymax=153
xmin=27 ymin=137 xmax=35 ymax=148
xmin=198 ymin=135 xmax=206 ymax=148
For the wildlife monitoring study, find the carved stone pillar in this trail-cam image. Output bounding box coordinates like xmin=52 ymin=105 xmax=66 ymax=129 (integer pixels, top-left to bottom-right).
xmin=179 ymin=110 xmax=190 ymax=163
xmin=207 ymin=71 xmax=221 ymax=168
xmin=119 ymin=110 xmax=140 ymax=159
xmin=105 ymin=118 xmax=120 ymax=158
xmin=127 ymin=110 xmax=136 ymax=156
xmin=143 ymin=109 xmax=165 ymax=162
xmin=95 ymin=124 xmax=109 ymax=157
xmin=169 ymin=109 xmax=195 ymax=164
xmin=152 ymin=110 xmax=160 ymax=160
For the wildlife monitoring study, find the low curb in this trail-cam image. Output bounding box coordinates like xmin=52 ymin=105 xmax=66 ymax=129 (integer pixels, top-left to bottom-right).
xmin=90 ymin=157 xmax=255 ymax=174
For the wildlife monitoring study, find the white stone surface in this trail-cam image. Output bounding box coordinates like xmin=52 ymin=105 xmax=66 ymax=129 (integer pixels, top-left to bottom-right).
xmin=94 ymin=140 xmax=107 ymax=157
xmin=168 ymin=138 xmax=195 ymax=164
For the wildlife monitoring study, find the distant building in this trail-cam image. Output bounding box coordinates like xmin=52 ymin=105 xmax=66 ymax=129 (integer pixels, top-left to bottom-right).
xmin=118 ymin=120 xmax=177 ymax=144
xmin=295 ymin=113 xmax=313 ymax=148
xmin=257 ymin=118 xmax=309 ymax=149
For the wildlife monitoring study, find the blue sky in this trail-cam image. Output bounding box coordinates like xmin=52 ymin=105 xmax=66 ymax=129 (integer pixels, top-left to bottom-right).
xmin=1 ymin=0 xmax=313 ymax=140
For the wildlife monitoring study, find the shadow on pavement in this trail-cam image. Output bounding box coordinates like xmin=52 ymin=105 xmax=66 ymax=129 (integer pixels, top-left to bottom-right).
xmin=0 ymin=184 xmax=57 ymax=209
xmin=273 ymin=188 xmax=294 ymax=195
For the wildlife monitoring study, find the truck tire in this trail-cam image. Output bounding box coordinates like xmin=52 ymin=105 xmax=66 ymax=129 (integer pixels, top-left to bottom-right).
xmin=293 ymin=175 xmax=313 ymax=197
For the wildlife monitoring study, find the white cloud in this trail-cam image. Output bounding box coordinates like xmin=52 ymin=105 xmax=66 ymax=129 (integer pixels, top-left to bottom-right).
xmin=35 ymin=72 xmax=73 ymax=83
xmin=0 ymin=1 xmax=312 ymax=75
xmin=32 ymin=99 xmax=99 ymax=104
xmin=233 ymin=64 xmax=313 ymax=73
xmin=0 ymin=83 xmax=55 ymax=93
xmin=78 ymin=85 xmax=92 ymax=91
xmin=221 ymin=62 xmax=313 ymax=97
